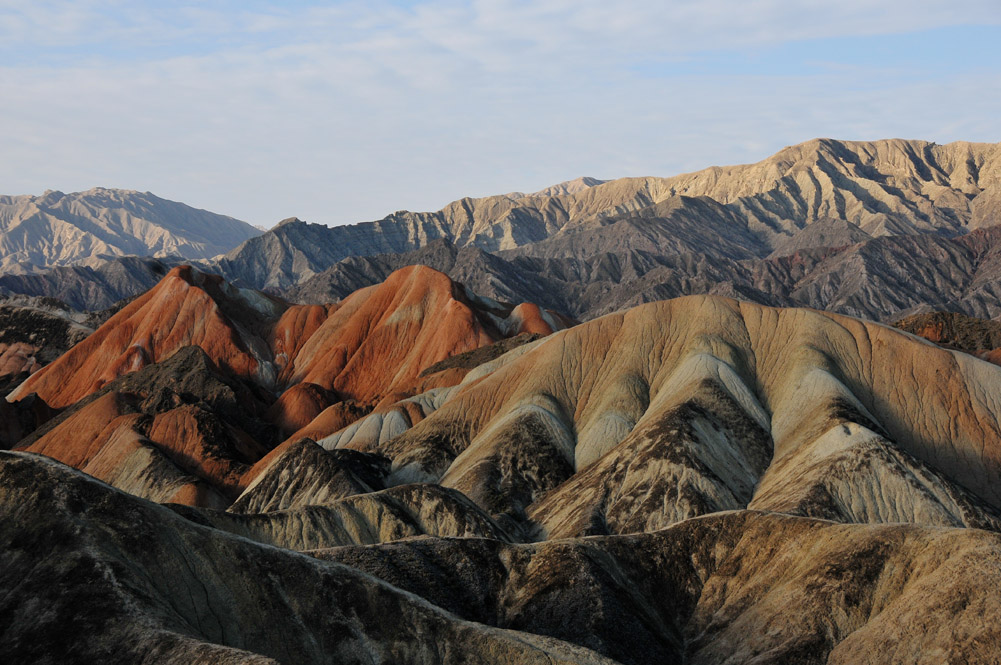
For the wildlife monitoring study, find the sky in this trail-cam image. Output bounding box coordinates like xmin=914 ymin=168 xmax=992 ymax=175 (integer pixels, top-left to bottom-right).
xmin=1 ymin=1 xmax=1000 ymax=228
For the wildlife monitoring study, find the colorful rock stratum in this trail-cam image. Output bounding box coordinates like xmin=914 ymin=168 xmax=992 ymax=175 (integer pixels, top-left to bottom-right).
xmin=3 ymin=137 xmax=1001 ymax=663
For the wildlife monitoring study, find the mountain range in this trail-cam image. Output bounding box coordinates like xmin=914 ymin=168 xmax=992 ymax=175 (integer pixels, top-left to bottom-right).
xmin=4 ymin=262 xmax=1001 ymax=663
xmin=4 ymin=137 xmax=1001 ymax=663
xmin=0 ymin=187 xmax=260 ymax=273
xmin=2 ymin=138 xmax=1000 ymax=325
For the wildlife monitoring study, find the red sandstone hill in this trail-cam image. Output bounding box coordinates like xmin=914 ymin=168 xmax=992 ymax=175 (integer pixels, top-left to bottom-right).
xmin=281 ymin=265 xmax=567 ymax=406
xmin=8 ymin=266 xmax=286 ymax=408
xmin=4 ymin=264 xmax=566 ymax=505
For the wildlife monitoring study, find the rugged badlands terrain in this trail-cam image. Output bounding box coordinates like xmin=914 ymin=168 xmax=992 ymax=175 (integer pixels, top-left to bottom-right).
xmin=4 ymin=138 xmax=1001 ymax=322
xmin=3 ymin=262 xmax=1001 ymax=663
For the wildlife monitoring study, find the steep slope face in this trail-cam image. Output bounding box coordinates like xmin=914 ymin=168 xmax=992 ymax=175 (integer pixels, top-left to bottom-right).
xmin=230 ymin=438 xmax=390 ymax=513
xmin=498 ymin=195 xmax=768 ymax=262
xmin=219 ymin=138 xmax=999 ymax=291
xmin=651 ymin=138 xmax=1000 ymax=240
xmin=355 ymin=295 xmax=1001 ymax=535
xmin=181 ymin=483 xmax=512 ymax=551
xmin=767 ymin=217 xmax=873 ymax=257
xmin=4 ymin=450 xmax=1001 ymax=665
xmin=0 ymin=297 xmax=92 ymax=377
xmin=14 ymin=346 xmax=277 ymax=506
xmin=323 ymin=511 xmax=1001 ymax=665
xmin=895 ymin=310 xmax=1001 ymax=365
xmin=282 ymin=264 xmax=566 ymax=406
xmin=0 ymin=451 xmax=615 ymax=665
xmin=7 ymin=265 xmax=286 ymax=408
xmin=0 ymin=188 xmax=260 ymax=271
xmin=0 ymin=255 xmax=180 ymax=310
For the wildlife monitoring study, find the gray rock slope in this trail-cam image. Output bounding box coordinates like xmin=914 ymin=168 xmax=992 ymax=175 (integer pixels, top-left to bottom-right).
xmin=4 ymin=138 xmax=1001 ymax=323
xmin=287 ymin=224 xmax=1001 ymax=323
xmin=216 ymin=138 xmax=1001 ymax=291
xmin=0 ymin=188 xmax=260 ymax=272
xmin=4 ymin=450 xmax=1001 ymax=664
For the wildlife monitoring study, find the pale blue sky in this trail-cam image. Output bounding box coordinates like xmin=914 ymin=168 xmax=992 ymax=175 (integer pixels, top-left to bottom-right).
xmin=1 ymin=1 xmax=999 ymax=227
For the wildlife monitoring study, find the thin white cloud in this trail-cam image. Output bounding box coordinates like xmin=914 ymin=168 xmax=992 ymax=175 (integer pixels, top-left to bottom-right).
xmin=0 ymin=1 xmax=998 ymax=225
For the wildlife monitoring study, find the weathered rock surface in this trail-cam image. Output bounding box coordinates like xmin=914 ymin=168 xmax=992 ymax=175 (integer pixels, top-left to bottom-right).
xmin=0 ymin=255 xmax=180 ymax=310
xmin=7 ymin=265 xmax=286 ymax=407
xmin=0 ymin=451 xmax=615 ymax=665
xmin=180 ymin=482 xmax=511 ymax=551
xmin=219 ymin=139 xmax=1001 ymax=292
xmin=230 ymin=438 xmax=390 ymax=513
xmin=0 ymin=187 xmax=259 ymax=272
xmin=12 ymin=345 xmax=277 ymax=506
xmin=282 ymin=264 xmax=566 ymax=406
xmin=895 ymin=309 xmax=1001 ymax=365
xmin=321 ymin=510 xmax=1001 ymax=665
xmin=4 ymin=449 xmax=1001 ymax=664
xmin=0 ymin=298 xmax=92 ymax=377
xmin=359 ymin=295 xmax=1001 ymax=535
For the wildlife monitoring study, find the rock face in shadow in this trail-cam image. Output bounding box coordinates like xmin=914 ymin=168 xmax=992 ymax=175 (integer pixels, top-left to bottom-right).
xmin=0 ymin=451 xmax=614 ymax=665
xmin=895 ymin=310 xmax=1001 ymax=366
xmin=230 ymin=439 xmax=390 ymax=513
xmin=320 ymin=511 xmax=1001 ymax=665
xmin=0 ymin=298 xmax=92 ymax=378
xmin=13 ymin=346 xmax=276 ymax=507
xmin=0 ymin=256 xmax=181 ymax=310
xmin=4 ymin=450 xmax=1001 ymax=665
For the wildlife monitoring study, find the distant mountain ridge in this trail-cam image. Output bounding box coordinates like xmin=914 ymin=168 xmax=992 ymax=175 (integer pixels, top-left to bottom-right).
xmin=0 ymin=187 xmax=261 ymax=272
xmin=215 ymin=138 xmax=1000 ymax=289
xmin=3 ymin=138 xmax=1001 ymax=323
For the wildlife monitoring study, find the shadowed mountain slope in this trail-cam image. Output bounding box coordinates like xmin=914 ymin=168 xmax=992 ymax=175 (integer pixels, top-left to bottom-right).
xmin=0 ymin=255 xmax=180 ymax=310
xmin=0 ymin=296 xmax=92 ymax=378
xmin=289 ymin=224 xmax=1001 ymax=324
xmin=0 ymin=451 xmax=617 ymax=665
xmin=3 ymin=450 xmax=1001 ymax=664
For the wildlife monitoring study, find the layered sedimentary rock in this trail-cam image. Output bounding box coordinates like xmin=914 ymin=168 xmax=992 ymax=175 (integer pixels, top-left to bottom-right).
xmin=4 ymin=265 xmax=562 ymax=505
xmin=3 ymin=450 xmax=1001 ymax=664
xmin=343 ymin=295 xmax=1001 ymax=538
xmin=7 ymin=265 xmax=285 ymax=407
xmin=895 ymin=310 xmax=1001 ymax=365
xmin=281 ymin=265 xmax=566 ymax=407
